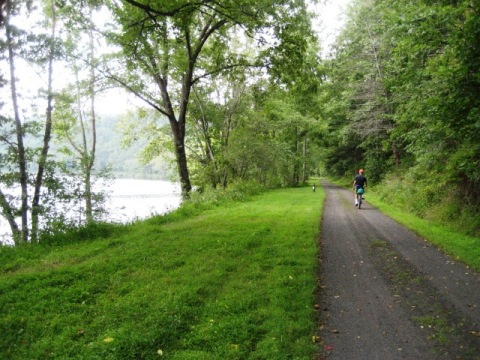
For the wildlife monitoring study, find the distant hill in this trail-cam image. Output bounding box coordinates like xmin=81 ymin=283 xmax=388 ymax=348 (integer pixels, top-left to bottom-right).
xmin=93 ymin=115 xmax=173 ymax=180
xmin=1 ymin=113 xmax=172 ymax=180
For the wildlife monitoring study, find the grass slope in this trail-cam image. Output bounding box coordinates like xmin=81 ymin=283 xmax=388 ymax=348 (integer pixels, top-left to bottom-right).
xmin=0 ymin=186 xmax=325 ymax=360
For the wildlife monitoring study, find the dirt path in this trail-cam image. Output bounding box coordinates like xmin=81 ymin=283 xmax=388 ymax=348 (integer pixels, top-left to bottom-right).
xmin=317 ymin=180 xmax=480 ymax=360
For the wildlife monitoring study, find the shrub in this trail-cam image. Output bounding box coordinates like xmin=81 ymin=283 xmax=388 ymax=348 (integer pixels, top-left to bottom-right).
xmin=39 ymin=222 xmax=123 ymax=245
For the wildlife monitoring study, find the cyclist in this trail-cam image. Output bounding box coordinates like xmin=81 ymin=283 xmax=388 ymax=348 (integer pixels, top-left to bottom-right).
xmin=353 ymin=169 xmax=367 ymax=206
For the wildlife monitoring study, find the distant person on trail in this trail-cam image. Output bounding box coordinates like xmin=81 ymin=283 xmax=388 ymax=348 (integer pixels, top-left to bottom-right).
xmin=353 ymin=169 xmax=367 ymax=206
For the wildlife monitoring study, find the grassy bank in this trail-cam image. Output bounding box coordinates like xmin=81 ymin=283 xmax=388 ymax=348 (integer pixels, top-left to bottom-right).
xmin=0 ymin=186 xmax=325 ymax=360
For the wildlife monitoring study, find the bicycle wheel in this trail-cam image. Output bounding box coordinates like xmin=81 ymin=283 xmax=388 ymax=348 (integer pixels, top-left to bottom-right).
xmin=358 ymin=193 xmax=362 ymax=209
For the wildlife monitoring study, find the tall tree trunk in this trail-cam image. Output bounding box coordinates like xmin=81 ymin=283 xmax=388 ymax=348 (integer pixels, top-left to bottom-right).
xmin=219 ymin=85 xmax=244 ymax=189
xmin=84 ymin=168 xmax=93 ymax=223
xmin=69 ymin=63 xmax=95 ymax=224
xmin=31 ymin=0 xmax=56 ymax=242
xmin=302 ymin=135 xmax=307 ymax=185
xmin=6 ymin=0 xmax=28 ymax=243
xmin=292 ymin=127 xmax=300 ymax=187
xmin=85 ymin=20 xmax=97 ymax=223
xmin=192 ymin=89 xmax=220 ymax=188
xmin=170 ymin=116 xmax=192 ymax=198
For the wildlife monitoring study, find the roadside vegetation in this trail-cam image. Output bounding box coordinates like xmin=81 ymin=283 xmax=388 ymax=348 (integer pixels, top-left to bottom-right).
xmin=0 ymin=184 xmax=324 ymax=359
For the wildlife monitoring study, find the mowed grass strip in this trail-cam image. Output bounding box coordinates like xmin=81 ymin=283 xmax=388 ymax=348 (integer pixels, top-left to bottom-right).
xmin=0 ymin=186 xmax=324 ymax=360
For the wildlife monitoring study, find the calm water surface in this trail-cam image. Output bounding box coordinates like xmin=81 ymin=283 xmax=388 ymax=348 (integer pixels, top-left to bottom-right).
xmin=102 ymin=179 xmax=182 ymax=222
xmin=0 ymin=179 xmax=182 ymax=245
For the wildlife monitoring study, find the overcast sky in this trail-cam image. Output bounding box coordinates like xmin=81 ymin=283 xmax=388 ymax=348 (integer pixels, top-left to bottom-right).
xmin=314 ymin=0 xmax=352 ymax=55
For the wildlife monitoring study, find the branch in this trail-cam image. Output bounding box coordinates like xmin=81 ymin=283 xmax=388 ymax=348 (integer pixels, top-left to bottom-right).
xmin=0 ymin=0 xmax=4 ymax=26
xmin=0 ymin=187 xmax=20 ymax=242
xmin=0 ymin=134 xmax=18 ymax=150
xmin=121 ymin=0 xmax=216 ymax=17
xmin=194 ymin=18 xmax=228 ymax=59
xmin=192 ymin=62 xmax=261 ymax=85
xmin=103 ymin=71 xmax=169 ymax=117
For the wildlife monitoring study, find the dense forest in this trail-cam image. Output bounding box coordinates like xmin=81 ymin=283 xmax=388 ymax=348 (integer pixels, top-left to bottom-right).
xmin=322 ymin=0 xmax=480 ymax=236
xmin=0 ymin=0 xmax=479 ymax=244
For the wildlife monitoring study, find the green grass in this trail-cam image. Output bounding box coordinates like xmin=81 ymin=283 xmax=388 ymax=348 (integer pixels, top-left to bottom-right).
xmin=0 ymin=185 xmax=325 ymax=360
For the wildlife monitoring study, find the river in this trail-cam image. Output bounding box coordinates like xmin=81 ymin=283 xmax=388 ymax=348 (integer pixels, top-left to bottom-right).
xmin=0 ymin=179 xmax=182 ymax=245
xmin=100 ymin=179 xmax=182 ymax=222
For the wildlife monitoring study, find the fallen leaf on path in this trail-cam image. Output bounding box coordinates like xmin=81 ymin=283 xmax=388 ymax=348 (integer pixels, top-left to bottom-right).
xmin=330 ymin=329 xmax=339 ymax=333
xmin=324 ymin=345 xmax=334 ymax=351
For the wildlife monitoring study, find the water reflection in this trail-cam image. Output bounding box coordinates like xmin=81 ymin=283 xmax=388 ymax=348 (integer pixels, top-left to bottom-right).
xmin=0 ymin=179 xmax=182 ymax=245
xmin=103 ymin=179 xmax=182 ymax=223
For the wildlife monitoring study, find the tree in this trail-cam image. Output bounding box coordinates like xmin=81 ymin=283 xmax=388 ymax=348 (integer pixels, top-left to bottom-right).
xmin=31 ymin=0 xmax=58 ymax=242
xmin=387 ymin=0 xmax=480 ymax=204
xmin=0 ymin=0 xmax=64 ymax=243
xmin=53 ymin=3 xmax=111 ymax=224
xmin=188 ymin=73 xmax=250 ymax=189
xmin=103 ymin=0 xmax=315 ymax=198
xmin=2 ymin=0 xmax=29 ymax=243
xmin=323 ymin=0 xmax=396 ymax=181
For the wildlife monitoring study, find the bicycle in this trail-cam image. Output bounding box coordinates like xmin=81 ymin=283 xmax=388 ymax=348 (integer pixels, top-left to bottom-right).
xmin=356 ymin=187 xmax=364 ymax=209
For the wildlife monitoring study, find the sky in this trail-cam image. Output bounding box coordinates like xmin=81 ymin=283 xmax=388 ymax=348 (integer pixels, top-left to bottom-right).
xmin=314 ymin=0 xmax=352 ymax=55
